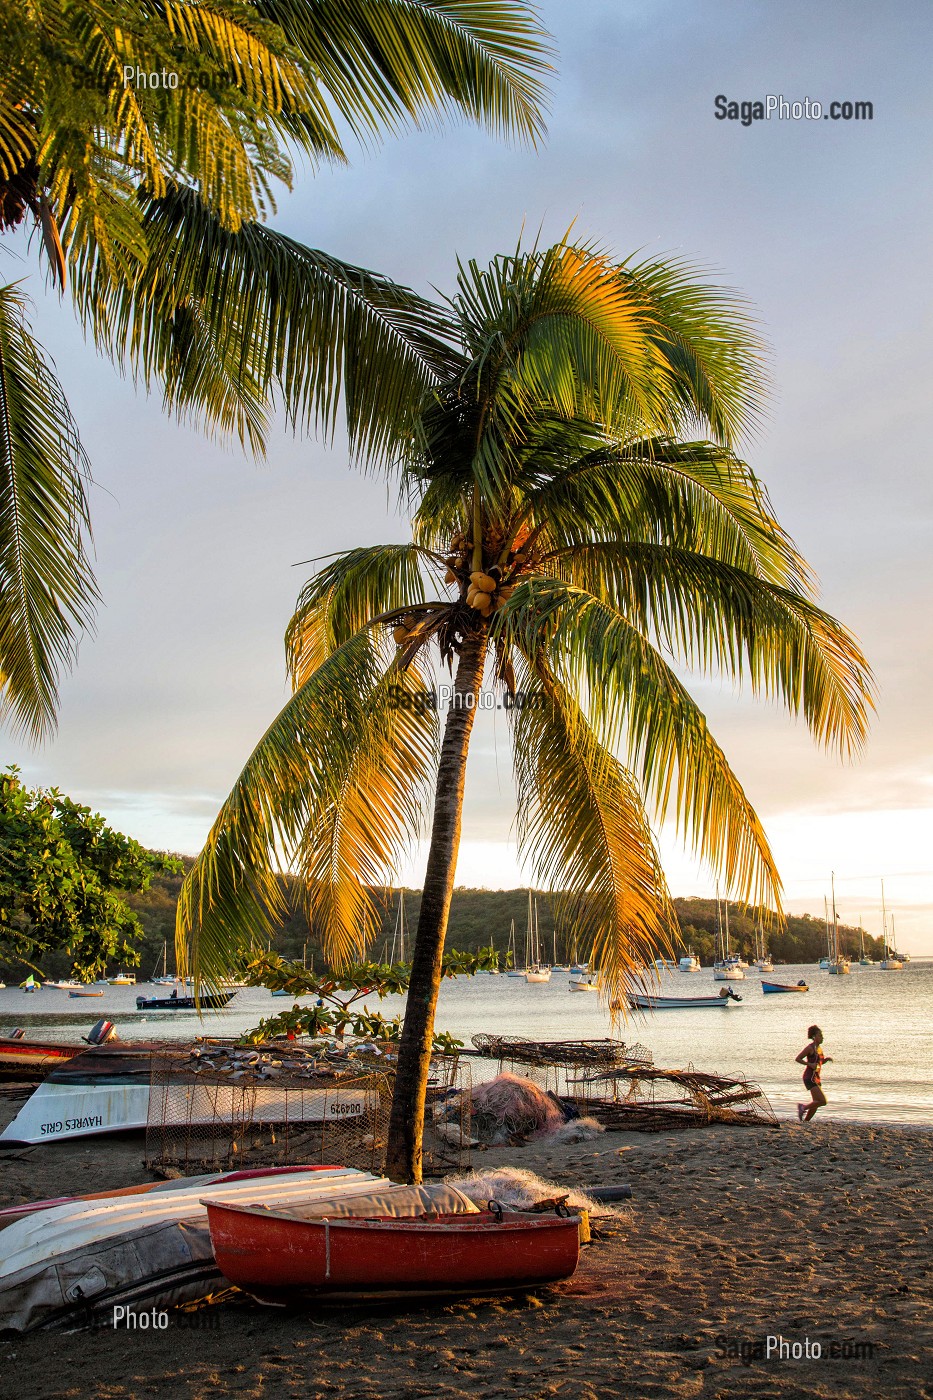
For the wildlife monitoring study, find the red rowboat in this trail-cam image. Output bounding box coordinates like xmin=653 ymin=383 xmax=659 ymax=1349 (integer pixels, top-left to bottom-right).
xmin=204 ymin=1201 xmax=581 ymax=1302
xmin=0 ymin=1036 xmax=80 ymax=1078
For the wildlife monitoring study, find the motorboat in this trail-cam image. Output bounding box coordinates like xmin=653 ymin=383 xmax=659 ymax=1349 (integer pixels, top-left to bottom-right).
xmin=678 ymin=953 xmax=701 ymax=972
xmin=204 ymin=1199 xmax=581 ymax=1303
xmin=69 ymin=988 xmax=104 ymax=997
xmin=135 ymin=990 xmax=236 ymax=1010
xmin=107 ymin=972 xmax=136 ymax=985
xmin=761 ymin=980 xmax=809 ymax=994
xmin=628 ymin=988 xmax=742 ymax=1010
xmin=524 ymin=967 xmax=552 ymax=983
xmin=569 ymin=974 xmax=598 ymax=992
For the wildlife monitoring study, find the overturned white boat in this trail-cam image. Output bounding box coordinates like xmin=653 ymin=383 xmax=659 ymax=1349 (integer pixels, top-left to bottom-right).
xmin=0 ymin=1043 xmax=379 ymax=1146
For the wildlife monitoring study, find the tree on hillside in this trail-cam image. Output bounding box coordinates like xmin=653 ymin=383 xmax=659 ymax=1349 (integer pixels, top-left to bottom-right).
xmin=0 ymin=767 xmax=180 ymax=980
xmin=0 ymin=0 xmax=551 ymax=738
xmin=177 ymin=238 xmax=874 ymax=1180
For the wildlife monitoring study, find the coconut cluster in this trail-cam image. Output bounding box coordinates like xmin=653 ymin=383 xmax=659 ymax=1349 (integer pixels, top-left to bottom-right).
xmin=466 ymin=568 xmax=514 ymax=616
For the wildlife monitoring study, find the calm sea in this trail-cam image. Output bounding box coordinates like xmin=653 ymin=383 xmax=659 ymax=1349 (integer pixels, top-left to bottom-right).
xmin=3 ymin=961 xmax=931 ymax=1126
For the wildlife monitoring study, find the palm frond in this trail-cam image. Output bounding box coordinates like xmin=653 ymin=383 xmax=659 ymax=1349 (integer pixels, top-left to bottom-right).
xmin=73 ymin=184 xmax=463 ymax=458
xmin=0 ymin=283 xmax=97 ymax=741
xmin=552 ymin=542 xmax=875 ymax=749
xmin=258 ymin=0 xmax=553 ymax=145
xmin=177 ymin=629 xmax=437 ymax=987
xmin=295 ymin=660 xmax=438 ymax=963
xmin=527 ymin=438 xmax=815 ymax=593
xmin=286 ymin=543 xmax=435 ymax=683
xmin=510 ymin=654 xmax=677 ymax=1006
xmin=500 ymin=577 xmax=783 ymax=910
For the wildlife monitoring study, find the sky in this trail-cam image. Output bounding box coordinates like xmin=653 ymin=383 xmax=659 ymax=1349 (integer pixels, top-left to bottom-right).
xmin=3 ymin=0 xmax=933 ymax=952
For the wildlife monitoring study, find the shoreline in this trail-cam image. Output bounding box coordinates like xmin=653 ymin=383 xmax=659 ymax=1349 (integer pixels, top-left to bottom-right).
xmin=0 ymin=1103 xmax=930 ymax=1398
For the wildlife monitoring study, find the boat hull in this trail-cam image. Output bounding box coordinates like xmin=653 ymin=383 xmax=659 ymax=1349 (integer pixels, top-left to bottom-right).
xmin=628 ymin=993 xmax=738 ymax=1009
xmin=0 ymin=1038 xmax=80 ymax=1078
xmin=205 ymin=1203 xmax=580 ymax=1301
xmin=135 ymin=992 xmax=235 ymax=1010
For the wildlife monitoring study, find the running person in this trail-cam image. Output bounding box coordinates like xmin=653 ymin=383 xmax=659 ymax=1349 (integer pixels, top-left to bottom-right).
xmin=795 ymin=1024 xmax=832 ymax=1122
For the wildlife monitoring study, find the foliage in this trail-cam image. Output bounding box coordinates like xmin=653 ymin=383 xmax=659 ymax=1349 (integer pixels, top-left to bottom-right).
xmin=0 ymin=0 xmax=552 ymax=737
xmin=0 ymin=766 xmax=181 ymax=980
xmin=0 ymin=283 xmax=98 ymax=740
xmin=239 ymin=946 xmax=497 ymax=1044
xmin=179 ymin=238 xmax=875 ymax=1013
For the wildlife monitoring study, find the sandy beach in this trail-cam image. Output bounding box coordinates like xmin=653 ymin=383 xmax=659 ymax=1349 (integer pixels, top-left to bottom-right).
xmin=0 ymin=1092 xmax=929 ymax=1400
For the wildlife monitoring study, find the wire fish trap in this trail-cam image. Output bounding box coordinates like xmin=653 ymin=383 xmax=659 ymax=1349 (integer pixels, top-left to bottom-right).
xmin=145 ymin=1043 xmax=393 ymax=1176
xmin=470 ymin=1034 xmax=653 ymax=1098
xmin=571 ymin=1064 xmax=778 ymax=1132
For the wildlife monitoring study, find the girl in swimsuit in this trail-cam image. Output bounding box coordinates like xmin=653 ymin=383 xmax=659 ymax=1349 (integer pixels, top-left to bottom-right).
xmin=795 ymin=1024 xmax=832 ymax=1122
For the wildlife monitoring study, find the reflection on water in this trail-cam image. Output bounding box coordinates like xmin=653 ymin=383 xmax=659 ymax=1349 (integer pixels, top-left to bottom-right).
xmin=2 ymin=960 xmax=931 ymax=1125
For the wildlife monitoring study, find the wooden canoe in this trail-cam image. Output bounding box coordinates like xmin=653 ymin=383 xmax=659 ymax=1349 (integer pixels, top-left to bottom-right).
xmin=204 ymin=1202 xmax=581 ymax=1301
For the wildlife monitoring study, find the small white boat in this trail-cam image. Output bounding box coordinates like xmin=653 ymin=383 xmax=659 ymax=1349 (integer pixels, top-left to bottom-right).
xmin=653 ymin=958 xmax=678 ymax=970
xmin=827 ymin=959 xmax=851 ymax=975
xmin=525 ymin=967 xmax=552 ymax=983
xmin=818 ymin=957 xmax=832 ymax=970
xmin=678 ymin=953 xmax=700 ymax=972
xmin=630 ymin=988 xmax=742 ymax=1010
xmin=569 ymin=975 xmax=598 ymax=993
xmin=107 ymin=972 xmax=136 ymax=985
xmin=43 ymin=980 xmax=81 ymax=990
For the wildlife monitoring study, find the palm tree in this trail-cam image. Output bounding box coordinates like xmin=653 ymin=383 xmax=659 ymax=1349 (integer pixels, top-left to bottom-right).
xmin=177 ymin=239 xmax=874 ymax=1181
xmin=0 ymin=0 xmax=551 ymax=738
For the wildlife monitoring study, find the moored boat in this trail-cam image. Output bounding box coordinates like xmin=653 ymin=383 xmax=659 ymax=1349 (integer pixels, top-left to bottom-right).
xmin=628 ymin=988 xmax=742 ymax=1010
xmin=761 ymin=980 xmax=809 ymax=994
xmin=108 ymin=972 xmax=136 ymax=985
xmin=569 ymin=975 xmax=598 ymax=992
xmin=135 ymin=990 xmax=236 ymax=1010
xmin=204 ymin=1200 xmax=581 ymax=1302
xmin=69 ymin=987 xmax=104 ymax=997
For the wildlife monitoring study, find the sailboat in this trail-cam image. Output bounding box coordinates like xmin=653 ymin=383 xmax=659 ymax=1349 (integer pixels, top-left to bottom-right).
xmin=506 ymin=919 xmax=525 ymax=977
xmin=878 ymin=883 xmax=903 ymax=970
xmin=819 ymin=897 xmax=833 ymax=970
xmin=713 ymin=892 xmax=744 ymax=980
xmin=151 ymin=941 xmax=176 ymax=986
xmin=524 ymin=893 xmax=551 ymax=982
xmin=753 ymin=920 xmax=774 ymax=973
xmin=390 ymin=890 xmax=409 ymax=965
xmin=827 ymin=874 xmax=851 ymax=974
xmin=858 ymin=919 xmax=873 ymax=967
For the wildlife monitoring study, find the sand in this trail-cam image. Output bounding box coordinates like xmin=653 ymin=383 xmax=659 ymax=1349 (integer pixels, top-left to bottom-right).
xmin=0 ymin=1094 xmax=930 ymax=1400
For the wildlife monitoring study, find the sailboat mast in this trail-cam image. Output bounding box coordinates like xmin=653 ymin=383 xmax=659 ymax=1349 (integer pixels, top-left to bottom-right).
xmin=831 ymin=871 xmax=839 ymax=961
xmin=881 ymin=880 xmax=888 ymax=957
xmin=724 ymin=897 xmax=730 ymax=957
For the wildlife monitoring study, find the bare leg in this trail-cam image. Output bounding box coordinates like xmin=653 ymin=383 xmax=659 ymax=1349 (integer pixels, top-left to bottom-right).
xmin=803 ymin=1085 xmax=827 ymax=1122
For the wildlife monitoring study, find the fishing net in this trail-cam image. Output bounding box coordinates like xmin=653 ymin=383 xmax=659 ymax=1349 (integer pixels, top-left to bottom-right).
xmin=470 ymin=1034 xmax=653 ymax=1098
xmin=145 ymin=1039 xmax=474 ymax=1177
xmin=571 ymin=1064 xmax=779 ymax=1131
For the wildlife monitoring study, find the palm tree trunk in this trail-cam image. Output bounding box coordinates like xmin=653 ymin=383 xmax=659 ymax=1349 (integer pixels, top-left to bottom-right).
xmin=384 ymin=624 xmax=487 ymax=1181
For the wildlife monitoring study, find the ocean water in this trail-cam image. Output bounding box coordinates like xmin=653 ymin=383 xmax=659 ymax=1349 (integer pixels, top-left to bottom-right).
xmin=3 ymin=961 xmax=931 ymax=1126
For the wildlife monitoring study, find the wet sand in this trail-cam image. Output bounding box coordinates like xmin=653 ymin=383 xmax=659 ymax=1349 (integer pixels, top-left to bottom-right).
xmin=0 ymin=1098 xmax=930 ymax=1399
